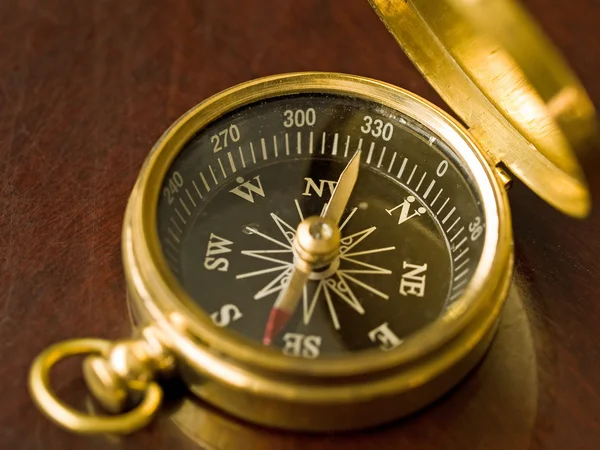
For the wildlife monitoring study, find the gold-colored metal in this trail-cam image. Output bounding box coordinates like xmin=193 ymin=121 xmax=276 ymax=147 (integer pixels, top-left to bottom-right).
xmin=29 ymin=0 xmax=597 ymax=435
xmin=368 ymin=0 xmax=597 ymax=218
xmin=29 ymin=338 xmax=163 ymax=434
xmin=123 ymin=72 xmax=512 ymax=430
xmin=82 ymin=327 xmax=175 ymax=414
xmin=495 ymin=164 xmax=514 ymax=191
xmin=294 ymin=216 xmax=341 ymax=267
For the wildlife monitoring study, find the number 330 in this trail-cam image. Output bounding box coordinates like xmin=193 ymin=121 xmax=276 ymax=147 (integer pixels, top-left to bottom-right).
xmin=360 ymin=116 xmax=394 ymax=141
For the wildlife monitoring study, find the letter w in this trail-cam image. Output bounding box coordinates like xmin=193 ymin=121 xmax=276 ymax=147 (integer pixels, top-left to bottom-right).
xmin=229 ymin=176 xmax=266 ymax=203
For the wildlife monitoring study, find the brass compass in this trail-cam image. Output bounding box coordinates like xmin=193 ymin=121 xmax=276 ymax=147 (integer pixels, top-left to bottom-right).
xmin=29 ymin=0 xmax=597 ymax=434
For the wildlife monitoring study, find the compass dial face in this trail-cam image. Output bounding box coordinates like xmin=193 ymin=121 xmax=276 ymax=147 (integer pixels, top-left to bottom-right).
xmin=156 ymin=93 xmax=486 ymax=358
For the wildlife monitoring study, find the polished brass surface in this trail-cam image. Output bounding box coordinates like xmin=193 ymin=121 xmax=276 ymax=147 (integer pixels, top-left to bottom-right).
xmin=82 ymin=327 xmax=175 ymax=414
xmin=368 ymin=0 xmax=597 ymax=217
xmin=122 ymin=72 xmax=512 ymax=430
xmin=28 ymin=339 xmax=163 ymax=434
xmin=293 ymin=216 xmax=341 ymax=267
xmin=27 ymin=0 xmax=597 ymax=435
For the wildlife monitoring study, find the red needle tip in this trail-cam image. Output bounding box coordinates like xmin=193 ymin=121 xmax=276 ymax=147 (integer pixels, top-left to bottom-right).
xmin=263 ymin=307 xmax=292 ymax=345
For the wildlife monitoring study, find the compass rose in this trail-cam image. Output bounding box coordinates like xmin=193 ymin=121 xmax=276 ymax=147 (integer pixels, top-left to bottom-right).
xmin=236 ymin=202 xmax=395 ymax=330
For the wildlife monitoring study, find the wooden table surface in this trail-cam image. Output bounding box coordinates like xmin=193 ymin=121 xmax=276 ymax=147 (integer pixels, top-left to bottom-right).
xmin=1 ymin=0 xmax=599 ymax=449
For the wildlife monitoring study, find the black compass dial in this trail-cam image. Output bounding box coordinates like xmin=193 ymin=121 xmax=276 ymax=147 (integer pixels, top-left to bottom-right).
xmin=156 ymin=94 xmax=485 ymax=358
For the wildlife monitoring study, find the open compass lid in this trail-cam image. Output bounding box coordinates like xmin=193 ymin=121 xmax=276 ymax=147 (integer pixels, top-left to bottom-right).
xmin=369 ymin=0 xmax=598 ymax=217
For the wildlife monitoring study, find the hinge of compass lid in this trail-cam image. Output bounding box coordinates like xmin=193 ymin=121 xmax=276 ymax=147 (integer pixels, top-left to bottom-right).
xmin=368 ymin=0 xmax=597 ymax=218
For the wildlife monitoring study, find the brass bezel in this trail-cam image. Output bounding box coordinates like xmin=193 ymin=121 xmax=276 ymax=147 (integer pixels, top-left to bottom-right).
xmin=121 ymin=73 xmax=513 ymax=428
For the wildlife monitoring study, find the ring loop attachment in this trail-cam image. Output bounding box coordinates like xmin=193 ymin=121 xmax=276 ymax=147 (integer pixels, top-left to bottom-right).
xmin=29 ymin=339 xmax=163 ymax=435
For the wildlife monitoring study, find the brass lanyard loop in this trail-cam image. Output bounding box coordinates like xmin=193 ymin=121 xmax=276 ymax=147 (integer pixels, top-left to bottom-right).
xmin=28 ymin=338 xmax=163 ymax=435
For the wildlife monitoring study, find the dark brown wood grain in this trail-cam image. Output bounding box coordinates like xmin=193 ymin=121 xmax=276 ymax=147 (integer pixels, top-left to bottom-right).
xmin=1 ymin=0 xmax=599 ymax=449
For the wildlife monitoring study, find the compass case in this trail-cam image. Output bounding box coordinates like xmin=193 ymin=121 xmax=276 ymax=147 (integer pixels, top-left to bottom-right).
xmin=369 ymin=0 xmax=597 ymax=217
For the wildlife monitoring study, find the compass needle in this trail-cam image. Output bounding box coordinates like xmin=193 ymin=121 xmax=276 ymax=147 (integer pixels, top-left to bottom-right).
xmin=262 ymin=149 xmax=361 ymax=343
xmin=30 ymin=0 xmax=595 ymax=429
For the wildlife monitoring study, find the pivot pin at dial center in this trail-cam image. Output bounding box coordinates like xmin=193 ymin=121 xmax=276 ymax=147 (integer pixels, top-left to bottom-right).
xmin=293 ymin=216 xmax=341 ymax=271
